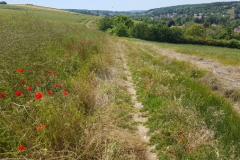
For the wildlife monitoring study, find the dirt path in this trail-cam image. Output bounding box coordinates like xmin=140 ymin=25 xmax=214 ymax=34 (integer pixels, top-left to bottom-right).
xmin=123 ymin=60 xmax=158 ymax=160
xmin=135 ymin=42 xmax=240 ymax=112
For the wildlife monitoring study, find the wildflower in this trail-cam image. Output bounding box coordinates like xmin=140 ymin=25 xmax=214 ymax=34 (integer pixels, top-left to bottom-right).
xmin=52 ymin=71 xmax=57 ymax=75
xmin=1 ymin=93 xmax=6 ymax=99
xmin=15 ymin=90 xmax=23 ymax=97
xmin=36 ymin=81 xmax=40 ymax=84
xmin=80 ymin=48 xmax=83 ymax=51
xmin=44 ymin=73 xmax=47 ymax=77
xmin=36 ymin=124 xmax=44 ymax=130
xmin=144 ymin=81 xmax=147 ymax=83
xmin=47 ymin=70 xmax=51 ymax=73
xmin=179 ymin=135 xmax=184 ymax=139
xmin=63 ymin=92 xmax=68 ymax=95
xmin=149 ymin=80 xmax=152 ymax=83
xmin=26 ymin=86 xmax=32 ymax=92
xmin=74 ymin=48 xmax=77 ymax=51
xmin=17 ymin=68 xmax=23 ymax=73
xmin=35 ymin=92 xmax=42 ymax=99
xmin=188 ymin=148 xmax=193 ymax=152
xmin=47 ymin=90 xmax=53 ymax=95
xmin=62 ymin=57 xmax=66 ymax=60
xmin=68 ymin=44 xmax=72 ymax=46
xmin=145 ymin=86 xmax=147 ymax=90
xmin=67 ymin=54 xmax=70 ymax=57
xmin=18 ymin=145 xmax=24 ymax=152
xmin=54 ymin=84 xmax=59 ymax=87
xmin=82 ymin=55 xmax=85 ymax=58
xmin=66 ymin=50 xmax=69 ymax=53
xmin=64 ymin=88 xmax=67 ymax=91
xmin=45 ymin=124 xmax=49 ymax=129
xmin=21 ymin=80 xmax=25 ymax=84
xmin=75 ymin=44 xmax=78 ymax=47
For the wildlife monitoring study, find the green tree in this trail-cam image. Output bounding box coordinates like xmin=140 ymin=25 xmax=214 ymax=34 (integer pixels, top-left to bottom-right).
xmin=0 ymin=1 xmax=7 ymax=4
xmin=130 ymin=22 xmax=149 ymax=39
xmin=110 ymin=23 xmax=129 ymax=37
xmin=185 ymin=24 xmax=206 ymax=37
xmin=97 ymin=17 xmax=114 ymax=31
xmin=114 ymin=15 xmax=134 ymax=28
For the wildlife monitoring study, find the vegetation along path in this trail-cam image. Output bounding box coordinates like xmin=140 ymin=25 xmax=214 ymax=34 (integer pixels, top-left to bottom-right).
xmin=134 ymin=41 xmax=240 ymax=112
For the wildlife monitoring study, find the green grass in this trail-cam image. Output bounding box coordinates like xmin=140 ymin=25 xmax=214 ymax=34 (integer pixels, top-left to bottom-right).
xmin=0 ymin=8 xmax=145 ymax=159
xmin=0 ymin=4 xmax=101 ymax=24
xmin=123 ymin=39 xmax=240 ymax=159
xmin=124 ymin=37 xmax=240 ymax=66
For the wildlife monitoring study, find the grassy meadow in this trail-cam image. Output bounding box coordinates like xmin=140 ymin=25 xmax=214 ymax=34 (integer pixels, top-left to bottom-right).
xmin=0 ymin=5 xmax=145 ymax=160
xmin=0 ymin=4 xmax=101 ymax=24
xmin=122 ymin=39 xmax=240 ymax=159
xmin=125 ymin=38 xmax=240 ymax=66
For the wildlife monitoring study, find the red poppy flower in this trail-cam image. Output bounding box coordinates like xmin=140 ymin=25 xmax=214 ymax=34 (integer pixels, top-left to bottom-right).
xmin=66 ymin=50 xmax=69 ymax=53
xmin=62 ymin=57 xmax=66 ymax=60
xmin=179 ymin=135 xmax=184 ymax=139
xmin=35 ymin=92 xmax=42 ymax=99
xmin=36 ymin=81 xmax=40 ymax=84
xmin=64 ymin=88 xmax=67 ymax=91
xmin=63 ymin=92 xmax=68 ymax=95
xmin=36 ymin=124 xmax=44 ymax=130
xmin=18 ymin=145 xmax=24 ymax=152
xmin=1 ymin=92 xmax=6 ymax=99
xmin=26 ymin=86 xmax=32 ymax=92
xmin=17 ymin=68 xmax=23 ymax=73
xmin=82 ymin=55 xmax=85 ymax=58
xmin=52 ymin=71 xmax=56 ymax=75
xmin=68 ymin=44 xmax=72 ymax=46
xmin=144 ymin=81 xmax=147 ymax=83
xmin=80 ymin=48 xmax=83 ymax=51
xmin=145 ymin=86 xmax=147 ymax=90
xmin=149 ymin=80 xmax=152 ymax=83
xmin=188 ymin=148 xmax=193 ymax=152
xmin=47 ymin=70 xmax=51 ymax=73
xmin=54 ymin=84 xmax=59 ymax=87
xmin=21 ymin=80 xmax=25 ymax=84
xmin=47 ymin=90 xmax=53 ymax=95
xmin=15 ymin=90 xmax=23 ymax=97
xmin=45 ymin=124 xmax=49 ymax=129
xmin=75 ymin=44 xmax=78 ymax=47
xmin=74 ymin=48 xmax=77 ymax=51
xmin=66 ymin=54 xmax=69 ymax=57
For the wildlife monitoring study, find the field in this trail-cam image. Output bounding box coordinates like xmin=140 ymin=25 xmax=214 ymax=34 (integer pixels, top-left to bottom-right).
xmin=0 ymin=4 xmax=101 ymax=24
xmin=2 ymin=3 xmax=240 ymax=160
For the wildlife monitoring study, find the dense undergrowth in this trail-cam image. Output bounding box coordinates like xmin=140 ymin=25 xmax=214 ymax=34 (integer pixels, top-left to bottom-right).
xmin=0 ymin=14 xmax=145 ymax=159
xmin=123 ymin=39 xmax=240 ymax=159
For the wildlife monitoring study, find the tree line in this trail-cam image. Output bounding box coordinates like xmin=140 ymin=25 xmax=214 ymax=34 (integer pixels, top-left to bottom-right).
xmin=98 ymin=15 xmax=240 ymax=49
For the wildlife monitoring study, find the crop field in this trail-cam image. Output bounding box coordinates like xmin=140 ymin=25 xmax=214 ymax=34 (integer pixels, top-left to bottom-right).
xmin=0 ymin=4 xmax=101 ymax=24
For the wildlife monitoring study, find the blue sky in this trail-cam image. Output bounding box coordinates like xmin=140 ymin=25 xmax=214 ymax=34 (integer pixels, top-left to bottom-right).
xmin=6 ymin=0 xmax=240 ymax=11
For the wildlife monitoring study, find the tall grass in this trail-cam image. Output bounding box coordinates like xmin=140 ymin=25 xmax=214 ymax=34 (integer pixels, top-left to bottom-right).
xmin=0 ymin=13 xmax=145 ymax=159
xmin=123 ymin=39 xmax=240 ymax=159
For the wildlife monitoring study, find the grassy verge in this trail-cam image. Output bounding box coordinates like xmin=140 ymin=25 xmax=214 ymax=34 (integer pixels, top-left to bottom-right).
xmin=124 ymin=37 xmax=240 ymax=66
xmin=0 ymin=13 xmax=144 ymax=159
xmin=122 ymin=39 xmax=240 ymax=159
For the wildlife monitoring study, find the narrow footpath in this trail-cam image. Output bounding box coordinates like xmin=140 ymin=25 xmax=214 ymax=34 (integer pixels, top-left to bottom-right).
xmin=123 ymin=60 xmax=158 ymax=160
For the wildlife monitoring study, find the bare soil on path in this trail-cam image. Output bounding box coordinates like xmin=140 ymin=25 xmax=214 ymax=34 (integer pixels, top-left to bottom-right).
xmin=123 ymin=60 xmax=158 ymax=160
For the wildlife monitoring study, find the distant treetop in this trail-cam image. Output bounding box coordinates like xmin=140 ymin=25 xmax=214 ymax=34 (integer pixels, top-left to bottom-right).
xmin=0 ymin=1 xmax=7 ymax=4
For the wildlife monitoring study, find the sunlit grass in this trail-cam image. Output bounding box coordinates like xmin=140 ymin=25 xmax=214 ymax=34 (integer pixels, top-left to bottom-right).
xmin=124 ymin=37 xmax=240 ymax=66
xmin=0 ymin=4 xmax=101 ymax=24
xmin=123 ymin=39 xmax=240 ymax=159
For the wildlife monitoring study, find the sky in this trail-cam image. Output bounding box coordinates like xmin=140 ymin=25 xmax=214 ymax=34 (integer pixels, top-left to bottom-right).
xmin=5 ymin=0 xmax=240 ymax=11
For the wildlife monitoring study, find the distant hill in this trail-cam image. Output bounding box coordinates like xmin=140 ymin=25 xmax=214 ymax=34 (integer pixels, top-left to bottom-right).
xmin=140 ymin=1 xmax=240 ymax=17
xmin=63 ymin=9 xmax=146 ymax=17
